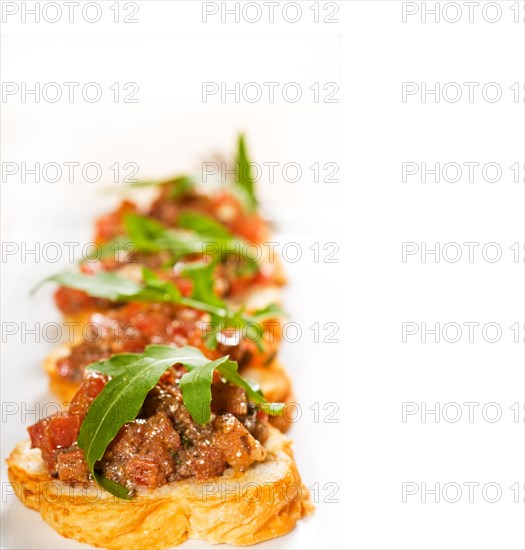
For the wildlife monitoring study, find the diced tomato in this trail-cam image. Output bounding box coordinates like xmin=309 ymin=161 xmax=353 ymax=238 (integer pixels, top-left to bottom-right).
xmin=94 ymin=200 xmax=137 ymax=244
xmin=212 ymin=414 xmax=266 ymax=471
xmin=69 ymin=372 xmax=107 ymax=420
xmin=174 ymin=276 xmax=193 ymax=297
xmin=56 ymin=448 xmax=89 ymax=483
xmin=148 ymin=198 xmax=180 ymax=227
xmin=125 ymin=457 xmax=161 ymax=488
xmin=47 ymin=415 xmax=80 ymax=449
xmin=229 ymin=215 xmax=266 ymax=244
xmin=54 ymin=287 xmax=94 ymax=315
xmin=211 ymin=383 xmax=247 ymax=416
xmin=28 ymin=373 xmax=107 ymax=471
xmin=130 ymin=311 xmax=171 ymax=340
xmin=80 ymin=259 xmax=109 ymax=275
xmin=28 ymin=413 xmax=79 ymax=455
xmin=211 ymin=192 xmax=267 ymax=243
xmin=27 ymin=420 xmax=46 ymax=450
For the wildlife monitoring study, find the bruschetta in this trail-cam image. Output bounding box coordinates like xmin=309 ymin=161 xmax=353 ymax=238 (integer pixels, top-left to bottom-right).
xmin=38 ymin=136 xmax=293 ymax=428
xmin=8 ymin=345 xmax=312 ymax=549
xmin=7 ymin=137 xmax=310 ymax=548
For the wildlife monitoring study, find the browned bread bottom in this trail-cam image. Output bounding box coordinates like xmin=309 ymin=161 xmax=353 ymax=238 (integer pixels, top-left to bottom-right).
xmin=7 ymin=425 xmax=312 ymax=549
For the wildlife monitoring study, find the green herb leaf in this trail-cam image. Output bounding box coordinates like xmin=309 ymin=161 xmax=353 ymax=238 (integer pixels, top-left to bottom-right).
xmin=178 ymin=356 xmax=230 ymax=425
xmin=124 ymin=214 xmax=204 ymax=259
xmin=123 ymin=213 xmax=258 ymax=266
xmin=235 ymin=134 xmax=258 ymax=212
xmin=126 ymin=175 xmax=196 ymax=200
xmin=124 ymin=214 xmax=165 ymax=253
xmin=37 ymin=269 xmax=280 ymax=352
xmin=94 ymin=472 xmax=132 ymax=500
xmin=39 ymin=271 xmax=144 ymax=301
xmin=78 ymin=355 xmax=173 ymax=497
xmin=88 ymin=353 xmax=141 ymax=375
xmin=39 ymin=269 xmax=182 ymax=304
xmin=166 ymin=176 xmax=196 ymax=199
xmin=217 ymin=359 xmax=278 ymax=407
xmin=81 ymin=344 xmax=283 ymax=498
xmin=143 ymin=343 xmax=208 ymax=365
xmin=181 ymin=260 xmax=224 ymax=308
xmin=178 ymin=211 xmax=232 ymax=240
xmin=181 ymin=260 xmax=229 ymax=349
xmin=248 ymin=303 xmax=287 ymax=323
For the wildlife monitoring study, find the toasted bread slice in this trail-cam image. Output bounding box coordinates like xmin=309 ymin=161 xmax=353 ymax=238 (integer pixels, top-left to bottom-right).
xmin=43 ymin=344 xmax=80 ymax=405
xmin=7 ymin=426 xmax=312 ymax=550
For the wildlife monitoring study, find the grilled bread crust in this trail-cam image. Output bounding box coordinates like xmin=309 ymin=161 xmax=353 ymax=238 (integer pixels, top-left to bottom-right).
xmin=7 ymin=426 xmax=312 ymax=550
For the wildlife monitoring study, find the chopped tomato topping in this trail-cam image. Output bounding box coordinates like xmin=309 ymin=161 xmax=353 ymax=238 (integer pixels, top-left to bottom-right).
xmin=94 ymin=200 xmax=137 ymax=244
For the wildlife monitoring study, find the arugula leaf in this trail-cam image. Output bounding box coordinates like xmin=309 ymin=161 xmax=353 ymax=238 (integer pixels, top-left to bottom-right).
xmin=122 ymin=135 xmax=260 ymax=214
xmin=217 ymin=359 xmax=276 ymax=407
xmin=234 ymin=134 xmax=258 ymax=212
xmin=179 ymin=261 xmax=275 ymax=349
xmin=177 ymin=211 xmax=232 ymax=240
xmin=38 ymin=269 xmax=267 ymax=334
xmin=39 ymin=269 xmax=223 ymax=314
xmin=38 ymin=271 xmax=144 ymax=301
xmin=124 ymin=214 xmax=165 ymax=253
xmin=144 ymin=343 xmax=208 ymax=365
xmin=166 ymin=176 xmax=196 ymax=199
xmin=181 ymin=260 xmax=224 ymax=308
xmin=177 ymin=212 xmax=259 ymax=268
xmin=80 ymin=344 xmax=283 ymax=498
xmin=126 ymin=175 xmax=196 ymax=200
xmin=38 ymin=268 xmax=283 ymax=352
xmin=178 ymin=356 xmax=229 ymax=424
xmin=121 ymin=213 xmax=259 ymax=266
xmin=39 ymin=269 xmax=183 ymax=304
xmin=78 ymin=354 xmax=172 ymax=499
xmin=248 ymin=303 xmax=287 ymax=322
xmin=184 ymin=260 xmax=231 ymax=348
xmin=124 ymin=214 xmax=204 ymax=259
xmin=94 ymin=473 xmax=132 ymax=500
xmin=181 ymin=260 xmax=232 ymax=349
xmin=88 ymin=353 xmax=141 ymax=375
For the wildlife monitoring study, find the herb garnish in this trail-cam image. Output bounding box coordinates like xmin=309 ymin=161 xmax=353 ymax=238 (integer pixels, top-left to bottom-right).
xmin=126 ymin=175 xmax=196 ymax=200
xmin=78 ymin=344 xmax=284 ymax=498
xmin=36 ymin=268 xmax=283 ymax=349
xmin=89 ymin=212 xmax=258 ymax=268
xmin=122 ymin=135 xmax=260 ymax=214
xmin=234 ymin=134 xmax=258 ymax=213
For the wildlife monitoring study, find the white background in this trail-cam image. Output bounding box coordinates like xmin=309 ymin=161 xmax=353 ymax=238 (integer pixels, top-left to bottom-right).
xmin=1 ymin=1 xmax=524 ymax=549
